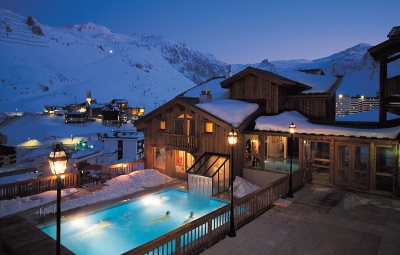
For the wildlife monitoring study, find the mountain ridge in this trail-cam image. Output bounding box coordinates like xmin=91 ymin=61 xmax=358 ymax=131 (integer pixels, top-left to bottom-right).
xmin=0 ymin=8 xmax=398 ymax=114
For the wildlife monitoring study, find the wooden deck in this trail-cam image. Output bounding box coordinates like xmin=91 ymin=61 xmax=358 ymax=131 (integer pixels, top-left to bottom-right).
xmin=0 ymin=215 xmax=74 ymax=255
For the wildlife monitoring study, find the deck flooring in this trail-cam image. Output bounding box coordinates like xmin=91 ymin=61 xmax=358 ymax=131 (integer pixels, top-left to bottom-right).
xmin=0 ymin=215 xmax=74 ymax=255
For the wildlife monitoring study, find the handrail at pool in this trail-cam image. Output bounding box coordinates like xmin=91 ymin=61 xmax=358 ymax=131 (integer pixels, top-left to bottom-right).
xmin=123 ymin=167 xmax=310 ymax=255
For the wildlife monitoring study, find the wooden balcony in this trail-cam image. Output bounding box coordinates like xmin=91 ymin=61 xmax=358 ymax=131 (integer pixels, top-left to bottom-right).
xmin=163 ymin=133 xmax=198 ymax=150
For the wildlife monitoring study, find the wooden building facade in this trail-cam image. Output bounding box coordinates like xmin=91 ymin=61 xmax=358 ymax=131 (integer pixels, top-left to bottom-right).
xmin=135 ymin=29 xmax=400 ymax=196
xmin=134 ymin=94 xmax=264 ymax=180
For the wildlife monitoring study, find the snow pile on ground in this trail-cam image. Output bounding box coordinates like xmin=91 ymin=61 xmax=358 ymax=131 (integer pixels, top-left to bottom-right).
xmin=233 ymin=176 xmax=260 ymax=198
xmin=0 ymin=169 xmax=172 ymax=217
xmin=116 ymin=169 xmax=173 ymax=188
xmin=0 ymin=188 xmax=79 ymax=217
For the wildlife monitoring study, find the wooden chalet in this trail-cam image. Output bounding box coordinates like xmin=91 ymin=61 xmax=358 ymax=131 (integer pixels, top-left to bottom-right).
xmin=101 ymin=104 xmax=120 ymax=125
xmin=111 ymin=99 xmax=128 ymax=114
xmin=135 ymin=29 xmax=400 ymax=196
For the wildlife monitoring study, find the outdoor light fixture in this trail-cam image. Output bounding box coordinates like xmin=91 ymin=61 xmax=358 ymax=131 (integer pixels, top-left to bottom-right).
xmin=227 ymin=128 xmax=237 ymax=237
xmin=288 ymin=122 xmax=296 ymax=198
xmin=48 ymin=142 xmax=68 ymax=255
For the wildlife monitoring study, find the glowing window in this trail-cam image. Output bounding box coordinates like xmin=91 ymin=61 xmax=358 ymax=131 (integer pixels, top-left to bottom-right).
xmin=160 ymin=120 xmax=166 ymax=130
xmin=205 ymin=122 xmax=213 ymax=133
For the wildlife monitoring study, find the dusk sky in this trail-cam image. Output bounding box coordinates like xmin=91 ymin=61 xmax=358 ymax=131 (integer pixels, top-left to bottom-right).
xmin=1 ymin=0 xmax=399 ymax=64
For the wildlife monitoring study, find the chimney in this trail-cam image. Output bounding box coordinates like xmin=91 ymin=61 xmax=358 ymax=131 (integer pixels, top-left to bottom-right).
xmin=387 ymin=26 xmax=400 ymax=39
xmin=199 ymin=86 xmax=212 ymax=103
xmin=224 ymin=65 xmax=231 ymax=79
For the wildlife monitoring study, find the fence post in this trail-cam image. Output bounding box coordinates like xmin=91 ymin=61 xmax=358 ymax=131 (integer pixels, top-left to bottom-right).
xmin=176 ymin=232 xmax=181 ymax=255
xmin=207 ymin=217 xmax=213 ymax=248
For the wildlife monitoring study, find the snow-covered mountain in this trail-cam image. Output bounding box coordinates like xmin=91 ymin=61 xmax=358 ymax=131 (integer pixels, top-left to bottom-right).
xmin=1 ymin=8 xmax=399 ymax=114
xmin=235 ymin=43 xmax=399 ymax=97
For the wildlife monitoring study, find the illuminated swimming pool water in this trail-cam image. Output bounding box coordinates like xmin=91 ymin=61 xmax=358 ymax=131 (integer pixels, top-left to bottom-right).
xmin=39 ymin=189 xmax=228 ymax=255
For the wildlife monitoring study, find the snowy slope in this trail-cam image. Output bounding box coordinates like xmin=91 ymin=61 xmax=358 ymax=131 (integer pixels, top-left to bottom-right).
xmin=0 ymin=9 xmax=225 ymax=113
xmin=1 ymin=8 xmax=399 ymax=115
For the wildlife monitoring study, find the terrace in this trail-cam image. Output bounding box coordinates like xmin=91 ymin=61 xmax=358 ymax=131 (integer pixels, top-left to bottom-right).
xmin=0 ymin=167 xmax=307 ymax=254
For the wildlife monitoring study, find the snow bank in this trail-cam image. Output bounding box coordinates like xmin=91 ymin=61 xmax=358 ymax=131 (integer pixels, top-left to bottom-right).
xmin=0 ymin=169 xmax=172 ymax=217
xmin=233 ymin=176 xmax=260 ymax=198
xmin=0 ymin=188 xmax=79 ymax=217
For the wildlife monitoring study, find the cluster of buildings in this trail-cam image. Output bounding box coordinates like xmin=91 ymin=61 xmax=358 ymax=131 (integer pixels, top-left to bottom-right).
xmin=335 ymin=94 xmax=380 ymax=118
xmin=40 ymin=128 xmax=145 ymax=178
xmin=44 ymin=90 xmax=146 ymax=125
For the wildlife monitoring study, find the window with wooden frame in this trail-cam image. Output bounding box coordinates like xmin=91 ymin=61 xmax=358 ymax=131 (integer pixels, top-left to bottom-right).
xmin=205 ymin=122 xmax=213 ymax=133
xmin=159 ymin=120 xmax=166 ymax=130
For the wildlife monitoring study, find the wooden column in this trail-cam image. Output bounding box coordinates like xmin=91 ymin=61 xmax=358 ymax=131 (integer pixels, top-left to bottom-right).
xmin=379 ymin=59 xmax=388 ymax=122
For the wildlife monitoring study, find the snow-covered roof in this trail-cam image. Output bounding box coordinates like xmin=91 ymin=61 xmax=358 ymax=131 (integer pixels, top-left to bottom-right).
xmin=255 ymin=111 xmax=400 ymax=139
xmin=181 ymin=77 xmax=228 ymax=100
xmin=275 ymin=70 xmax=339 ymax=93
xmin=101 ymin=105 xmax=120 ymax=111
xmin=180 ymin=77 xmax=259 ymax=127
xmin=101 ymin=124 xmax=143 ymax=139
xmin=69 ymin=150 xmax=102 ymax=160
xmin=196 ymin=99 xmax=259 ymax=127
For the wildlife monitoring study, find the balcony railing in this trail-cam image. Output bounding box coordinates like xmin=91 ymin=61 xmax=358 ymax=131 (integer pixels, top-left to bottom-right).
xmin=163 ymin=133 xmax=198 ymax=150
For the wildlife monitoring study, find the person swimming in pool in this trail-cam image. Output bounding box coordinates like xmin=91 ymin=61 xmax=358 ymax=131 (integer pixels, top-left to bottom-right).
xmin=148 ymin=211 xmax=171 ymax=224
xmin=81 ymin=219 xmax=112 ymax=235
xmin=180 ymin=211 xmax=195 ymax=225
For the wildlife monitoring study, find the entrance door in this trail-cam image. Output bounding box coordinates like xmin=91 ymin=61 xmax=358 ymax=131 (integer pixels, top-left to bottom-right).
xmin=154 ymin=147 xmax=166 ymax=172
xmin=335 ymin=143 xmax=369 ymax=189
xmin=174 ymin=150 xmax=195 ymax=178
xmin=304 ymin=141 xmax=330 ymax=185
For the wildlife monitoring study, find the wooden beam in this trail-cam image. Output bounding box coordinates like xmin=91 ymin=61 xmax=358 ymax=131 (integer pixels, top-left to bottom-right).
xmin=379 ymin=60 xmax=388 ymax=122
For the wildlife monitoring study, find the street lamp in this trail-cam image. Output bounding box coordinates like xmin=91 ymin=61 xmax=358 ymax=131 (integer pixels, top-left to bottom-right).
xmin=288 ymin=122 xmax=296 ymax=198
xmin=227 ymin=128 xmax=237 ymax=237
xmin=48 ymin=142 xmax=68 ymax=255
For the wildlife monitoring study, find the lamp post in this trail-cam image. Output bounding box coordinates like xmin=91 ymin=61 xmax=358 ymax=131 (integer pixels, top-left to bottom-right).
xmin=288 ymin=122 xmax=296 ymax=198
xmin=227 ymin=128 xmax=237 ymax=237
xmin=48 ymin=143 xmax=68 ymax=255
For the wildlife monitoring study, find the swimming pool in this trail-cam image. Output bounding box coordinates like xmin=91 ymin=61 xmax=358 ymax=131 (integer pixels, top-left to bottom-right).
xmin=39 ymin=188 xmax=228 ymax=255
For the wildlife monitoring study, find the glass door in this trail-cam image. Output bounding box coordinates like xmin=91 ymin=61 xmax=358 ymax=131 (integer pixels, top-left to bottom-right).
xmin=335 ymin=143 xmax=369 ymax=189
xmin=174 ymin=150 xmax=195 ymax=178
xmin=375 ymin=146 xmax=394 ymax=192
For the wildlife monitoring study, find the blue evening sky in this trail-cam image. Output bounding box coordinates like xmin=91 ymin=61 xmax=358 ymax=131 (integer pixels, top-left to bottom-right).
xmin=1 ymin=0 xmax=399 ymax=64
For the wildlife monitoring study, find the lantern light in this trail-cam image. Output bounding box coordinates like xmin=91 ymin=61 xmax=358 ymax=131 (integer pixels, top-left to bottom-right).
xmin=48 ymin=143 xmax=67 ymax=176
xmin=289 ymin=122 xmax=296 ymax=134
xmin=227 ymin=129 xmax=237 ymax=145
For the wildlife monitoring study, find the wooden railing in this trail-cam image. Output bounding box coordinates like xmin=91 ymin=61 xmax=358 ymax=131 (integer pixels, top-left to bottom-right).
xmin=0 ymin=160 xmax=146 ymax=200
xmin=163 ymin=134 xmax=198 ymax=150
xmin=124 ymin=167 xmax=311 ymax=255
xmin=0 ymin=172 xmax=79 ymax=200
xmin=97 ymin=160 xmax=146 ymax=182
